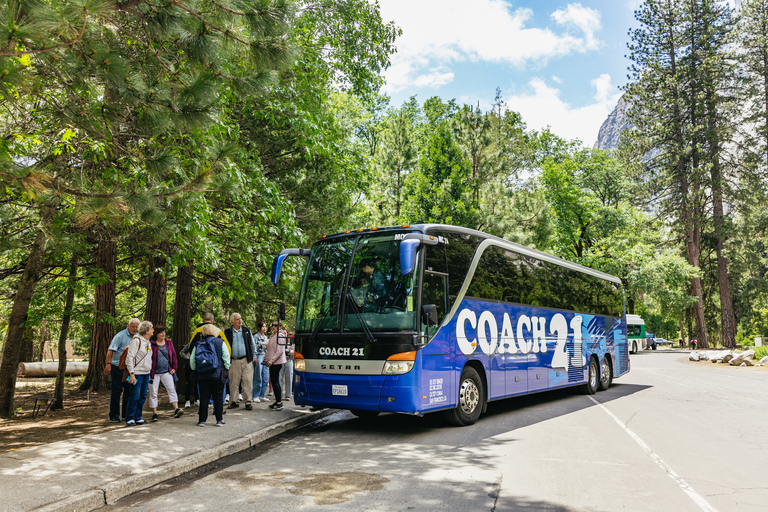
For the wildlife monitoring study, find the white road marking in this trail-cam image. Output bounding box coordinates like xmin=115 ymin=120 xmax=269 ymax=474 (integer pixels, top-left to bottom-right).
xmin=588 ymin=396 xmax=718 ymax=512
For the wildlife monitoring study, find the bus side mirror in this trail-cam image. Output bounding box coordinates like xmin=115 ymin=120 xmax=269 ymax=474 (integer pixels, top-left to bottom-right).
xmin=400 ymin=239 xmax=421 ymax=275
xmin=270 ymin=248 xmax=310 ymax=285
xmin=422 ymin=304 xmax=438 ymax=325
xmin=400 ymin=234 xmax=439 ymax=275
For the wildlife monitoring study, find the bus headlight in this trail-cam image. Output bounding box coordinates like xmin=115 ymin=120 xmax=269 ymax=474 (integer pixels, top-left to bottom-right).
xmin=294 ymin=352 xmax=305 ymax=372
xmin=382 ymin=351 xmax=417 ymax=375
xmin=383 ymin=360 xmax=414 ymax=375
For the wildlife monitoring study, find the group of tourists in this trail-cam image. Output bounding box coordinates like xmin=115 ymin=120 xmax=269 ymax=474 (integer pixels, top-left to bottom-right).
xmin=105 ymin=312 xmax=294 ymax=427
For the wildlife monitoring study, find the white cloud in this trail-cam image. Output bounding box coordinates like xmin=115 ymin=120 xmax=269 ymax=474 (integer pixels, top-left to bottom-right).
xmin=551 ymin=75 xmax=563 ymax=84
xmin=506 ymin=75 xmax=621 ymax=144
xmin=551 ymin=3 xmax=602 ymax=50
xmin=381 ymin=0 xmax=604 ymax=93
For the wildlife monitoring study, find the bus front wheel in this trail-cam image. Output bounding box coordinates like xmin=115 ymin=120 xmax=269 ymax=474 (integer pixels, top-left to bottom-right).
xmin=581 ymin=357 xmax=599 ymax=395
xmin=444 ymin=366 xmax=484 ymax=426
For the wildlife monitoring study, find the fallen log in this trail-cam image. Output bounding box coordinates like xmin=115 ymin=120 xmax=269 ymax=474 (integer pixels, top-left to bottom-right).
xmin=17 ymin=362 xmax=89 ymax=377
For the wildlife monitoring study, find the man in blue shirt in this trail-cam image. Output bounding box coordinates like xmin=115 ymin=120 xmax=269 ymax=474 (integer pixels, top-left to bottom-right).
xmin=223 ymin=313 xmax=258 ymax=411
xmin=103 ymin=318 xmax=140 ymax=422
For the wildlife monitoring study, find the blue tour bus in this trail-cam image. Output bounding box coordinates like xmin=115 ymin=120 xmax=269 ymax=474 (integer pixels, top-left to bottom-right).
xmin=271 ymin=224 xmax=629 ymax=426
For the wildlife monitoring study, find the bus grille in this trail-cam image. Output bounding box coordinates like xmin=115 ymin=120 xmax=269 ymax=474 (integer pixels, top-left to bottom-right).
xmin=568 ymin=342 xmax=582 ymax=383
xmin=618 ymin=342 xmax=629 ymax=374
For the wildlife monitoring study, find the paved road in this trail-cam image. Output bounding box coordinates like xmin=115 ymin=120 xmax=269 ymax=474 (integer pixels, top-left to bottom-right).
xmin=108 ymin=351 xmax=768 ymax=511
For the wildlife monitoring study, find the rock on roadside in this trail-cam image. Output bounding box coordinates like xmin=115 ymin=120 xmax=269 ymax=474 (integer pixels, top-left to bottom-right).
xmin=708 ymin=350 xmax=734 ymax=364
xmin=729 ymin=350 xmax=755 ymax=366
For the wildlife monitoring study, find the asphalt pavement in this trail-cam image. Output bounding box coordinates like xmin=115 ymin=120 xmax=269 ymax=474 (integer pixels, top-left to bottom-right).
xmin=97 ymin=348 xmax=768 ymax=512
xmin=0 ymin=398 xmax=332 ymax=511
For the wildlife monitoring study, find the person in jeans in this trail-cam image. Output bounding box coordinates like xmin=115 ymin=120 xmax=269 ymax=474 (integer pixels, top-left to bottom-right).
xmin=264 ymin=321 xmax=287 ymax=410
xmin=252 ymin=322 xmax=269 ymax=402
xmin=280 ymin=331 xmax=295 ymax=400
xmin=103 ymin=318 xmax=139 ymax=422
xmin=148 ymin=325 xmax=183 ymax=421
xmin=191 ymin=323 xmax=230 ymax=426
xmin=125 ymin=321 xmax=154 ymax=426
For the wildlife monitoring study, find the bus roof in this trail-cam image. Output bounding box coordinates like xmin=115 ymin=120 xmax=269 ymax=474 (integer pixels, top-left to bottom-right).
xmin=626 ymin=314 xmax=645 ymax=325
xmin=317 ymin=223 xmax=623 ymax=286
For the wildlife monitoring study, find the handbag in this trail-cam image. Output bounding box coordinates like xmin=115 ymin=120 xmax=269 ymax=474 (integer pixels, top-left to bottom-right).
xmin=172 ymin=373 xmax=179 ymax=383
xmin=121 ymin=336 xmax=149 ymax=382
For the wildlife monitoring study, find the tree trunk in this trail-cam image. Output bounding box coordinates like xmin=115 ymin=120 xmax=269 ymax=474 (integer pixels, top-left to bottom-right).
xmin=679 ymin=312 xmax=685 ymax=345
xmin=704 ymin=80 xmax=737 ymax=349
xmin=53 ymin=253 xmax=79 ymax=410
xmin=0 ymin=203 xmax=56 ymax=418
xmin=171 ymin=261 xmax=193 ymax=390
xmin=145 ymin=241 xmax=169 ymax=327
xmin=80 ymin=239 xmax=116 ymax=392
xmin=19 ymin=326 xmax=35 ymax=363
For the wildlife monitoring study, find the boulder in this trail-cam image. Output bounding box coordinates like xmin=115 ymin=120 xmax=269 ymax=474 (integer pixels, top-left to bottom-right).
xmin=760 ymin=356 xmax=768 ymax=364
xmin=707 ymin=350 xmax=732 ymax=363
xmin=689 ymin=352 xmax=701 ymax=361
xmin=729 ymin=350 xmax=755 ymax=366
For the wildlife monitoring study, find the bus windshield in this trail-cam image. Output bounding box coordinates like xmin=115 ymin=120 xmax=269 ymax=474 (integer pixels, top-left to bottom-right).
xmin=295 ymin=233 xmax=419 ymax=334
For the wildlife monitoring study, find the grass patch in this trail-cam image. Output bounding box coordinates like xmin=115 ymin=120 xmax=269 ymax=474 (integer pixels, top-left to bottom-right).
xmin=754 ymin=346 xmax=768 ymax=360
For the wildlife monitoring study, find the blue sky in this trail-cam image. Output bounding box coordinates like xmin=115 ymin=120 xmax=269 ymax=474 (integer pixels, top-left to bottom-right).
xmin=379 ymin=1 xmax=642 ymax=146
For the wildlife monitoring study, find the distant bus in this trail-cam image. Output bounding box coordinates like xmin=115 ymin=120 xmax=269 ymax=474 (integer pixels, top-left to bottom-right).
xmin=272 ymin=224 xmax=630 ymax=426
xmin=627 ymin=314 xmax=646 ymax=353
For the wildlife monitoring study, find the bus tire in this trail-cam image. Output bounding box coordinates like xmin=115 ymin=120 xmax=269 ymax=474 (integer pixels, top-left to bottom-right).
xmin=581 ymin=357 xmax=599 ymax=395
xmin=350 ymin=409 xmax=380 ymax=419
xmin=598 ymin=357 xmax=613 ymax=391
xmin=443 ymin=366 xmax=484 ymax=426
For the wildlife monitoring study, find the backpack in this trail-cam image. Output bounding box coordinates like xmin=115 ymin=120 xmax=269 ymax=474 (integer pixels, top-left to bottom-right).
xmin=118 ymin=346 xmax=129 ymax=370
xmin=195 ymin=336 xmax=220 ymax=378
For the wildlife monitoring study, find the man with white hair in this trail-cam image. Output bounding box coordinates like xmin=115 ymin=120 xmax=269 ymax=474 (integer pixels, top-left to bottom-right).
xmin=223 ymin=313 xmax=258 ymax=410
xmin=104 ymin=318 xmax=140 ymax=422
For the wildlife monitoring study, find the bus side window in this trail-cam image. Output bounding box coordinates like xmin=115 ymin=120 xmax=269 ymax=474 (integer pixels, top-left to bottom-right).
xmin=422 ymin=272 xmax=448 ymax=336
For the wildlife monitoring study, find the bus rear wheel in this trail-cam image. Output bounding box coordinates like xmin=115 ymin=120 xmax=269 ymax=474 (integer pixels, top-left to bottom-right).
xmin=581 ymin=357 xmax=599 ymax=395
xmin=443 ymin=366 xmax=484 ymax=426
xmin=598 ymin=357 xmax=613 ymax=391
xmin=350 ymin=409 xmax=380 ymax=419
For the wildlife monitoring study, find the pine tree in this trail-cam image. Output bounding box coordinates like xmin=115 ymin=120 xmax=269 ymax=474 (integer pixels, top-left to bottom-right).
xmin=625 ymin=0 xmax=710 ymax=345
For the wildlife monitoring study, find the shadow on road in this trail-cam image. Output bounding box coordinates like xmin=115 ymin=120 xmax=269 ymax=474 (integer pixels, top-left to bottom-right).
xmin=333 ymin=382 xmax=651 ymax=447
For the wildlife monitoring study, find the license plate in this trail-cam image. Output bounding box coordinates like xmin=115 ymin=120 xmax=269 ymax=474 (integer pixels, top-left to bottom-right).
xmin=332 ymin=385 xmax=348 ymax=396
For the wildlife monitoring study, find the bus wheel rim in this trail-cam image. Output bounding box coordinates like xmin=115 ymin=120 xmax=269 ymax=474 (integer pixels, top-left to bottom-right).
xmin=590 ymin=362 xmax=598 ymax=388
xmin=459 ymin=378 xmax=479 ymax=414
xmin=601 ymin=360 xmax=610 ymax=383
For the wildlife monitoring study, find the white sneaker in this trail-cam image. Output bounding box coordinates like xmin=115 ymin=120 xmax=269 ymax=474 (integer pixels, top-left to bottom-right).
xmin=238 ymin=393 xmax=243 ymax=401
xmin=225 ymin=394 xmax=230 ymax=403
xmin=252 ymin=397 xmax=260 ymax=403
xmin=194 ymin=400 xmax=200 ymax=406
xmin=184 ymin=401 xmax=191 ymax=409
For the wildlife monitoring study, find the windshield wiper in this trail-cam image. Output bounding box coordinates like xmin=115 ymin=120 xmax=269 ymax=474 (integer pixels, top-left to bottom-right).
xmin=345 ymin=293 xmax=376 ymax=343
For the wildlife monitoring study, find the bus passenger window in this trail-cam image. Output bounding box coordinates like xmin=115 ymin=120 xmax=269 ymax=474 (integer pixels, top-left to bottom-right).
xmin=422 ymin=272 xmax=448 ymax=336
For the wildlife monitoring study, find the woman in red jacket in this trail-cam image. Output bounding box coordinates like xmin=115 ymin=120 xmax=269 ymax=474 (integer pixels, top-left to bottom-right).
xmin=149 ymin=325 xmax=183 ymax=421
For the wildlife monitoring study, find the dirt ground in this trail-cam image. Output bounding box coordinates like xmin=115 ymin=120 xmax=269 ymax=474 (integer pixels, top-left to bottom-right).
xmin=0 ymin=376 xmax=179 ymax=454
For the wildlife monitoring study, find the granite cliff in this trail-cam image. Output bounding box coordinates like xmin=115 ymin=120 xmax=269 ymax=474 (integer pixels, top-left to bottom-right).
xmin=593 ymin=95 xmax=631 ymax=151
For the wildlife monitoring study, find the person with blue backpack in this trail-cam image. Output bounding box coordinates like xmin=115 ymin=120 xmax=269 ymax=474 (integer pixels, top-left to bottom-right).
xmin=190 ymin=323 xmax=230 ymax=426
